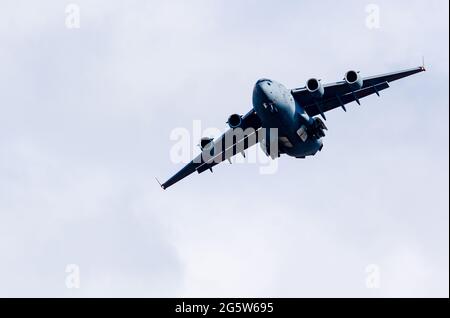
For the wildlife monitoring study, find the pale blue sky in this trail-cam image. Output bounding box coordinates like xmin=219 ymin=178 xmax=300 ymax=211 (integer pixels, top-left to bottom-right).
xmin=0 ymin=0 xmax=448 ymax=297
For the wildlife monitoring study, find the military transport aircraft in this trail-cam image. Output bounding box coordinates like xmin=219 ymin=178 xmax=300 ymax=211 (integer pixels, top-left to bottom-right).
xmin=159 ymin=65 xmax=425 ymax=190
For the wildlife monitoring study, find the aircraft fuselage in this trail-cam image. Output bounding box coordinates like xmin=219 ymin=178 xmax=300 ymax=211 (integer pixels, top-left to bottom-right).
xmin=252 ymin=79 xmax=323 ymax=158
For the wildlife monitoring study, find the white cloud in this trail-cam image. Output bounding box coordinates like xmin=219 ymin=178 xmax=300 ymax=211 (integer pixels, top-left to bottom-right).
xmin=0 ymin=0 xmax=448 ymax=297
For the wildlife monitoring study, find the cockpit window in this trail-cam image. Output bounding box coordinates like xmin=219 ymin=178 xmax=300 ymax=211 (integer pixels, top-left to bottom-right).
xmin=257 ymin=78 xmax=272 ymax=85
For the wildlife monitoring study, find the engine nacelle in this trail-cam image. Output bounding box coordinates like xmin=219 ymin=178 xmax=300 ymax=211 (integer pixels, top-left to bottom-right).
xmin=311 ymin=117 xmax=328 ymax=138
xmin=306 ymin=78 xmax=325 ymax=98
xmin=227 ymin=114 xmax=242 ymax=129
xmin=200 ymin=137 xmax=214 ymax=150
xmin=345 ymin=70 xmax=363 ymax=90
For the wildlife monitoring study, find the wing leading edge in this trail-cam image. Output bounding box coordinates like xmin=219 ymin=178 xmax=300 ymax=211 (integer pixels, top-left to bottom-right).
xmin=291 ymin=66 xmax=426 ymax=117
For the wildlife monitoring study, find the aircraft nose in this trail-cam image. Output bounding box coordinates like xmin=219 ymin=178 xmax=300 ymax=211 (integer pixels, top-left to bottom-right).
xmin=253 ymin=79 xmax=276 ymax=114
xmin=253 ymin=79 xmax=271 ymax=100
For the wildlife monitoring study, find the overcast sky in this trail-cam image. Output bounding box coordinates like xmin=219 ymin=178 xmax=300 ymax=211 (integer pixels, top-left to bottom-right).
xmin=0 ymin=0 xmax=448 ymax=297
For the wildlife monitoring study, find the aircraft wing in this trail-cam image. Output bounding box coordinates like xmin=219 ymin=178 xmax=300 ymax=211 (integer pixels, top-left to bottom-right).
xmin=291 ymin=66 xmax=426 ymax=119
xmin=160 ymin=109 xmax=262 ymax=190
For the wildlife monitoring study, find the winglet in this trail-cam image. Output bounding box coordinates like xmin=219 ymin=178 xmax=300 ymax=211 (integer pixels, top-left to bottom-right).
xmin=155 ymin=177 xmax=166 ymax=190
xmin=421 ymin=56 xmax=427 ymax=72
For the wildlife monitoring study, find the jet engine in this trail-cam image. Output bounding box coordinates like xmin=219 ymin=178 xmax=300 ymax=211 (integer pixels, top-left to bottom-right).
xmin=200 ymin=137 xmax=214 ymax=150
xmin=306 ymin=78 xmax=325 ymax=98
xmin=227 ymin=114 xmax=242 ymax=129
xmin=310 ymin=117 xmax=328 ymax=138
xmin=345 ymin=70 xmax=363 ymax=90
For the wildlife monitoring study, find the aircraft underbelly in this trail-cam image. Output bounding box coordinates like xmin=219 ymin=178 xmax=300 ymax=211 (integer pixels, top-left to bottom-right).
xmin=284 ymin=138 xmax=323 ymax=158
xmin=255 ymin=101 xmax=322 ymax=158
